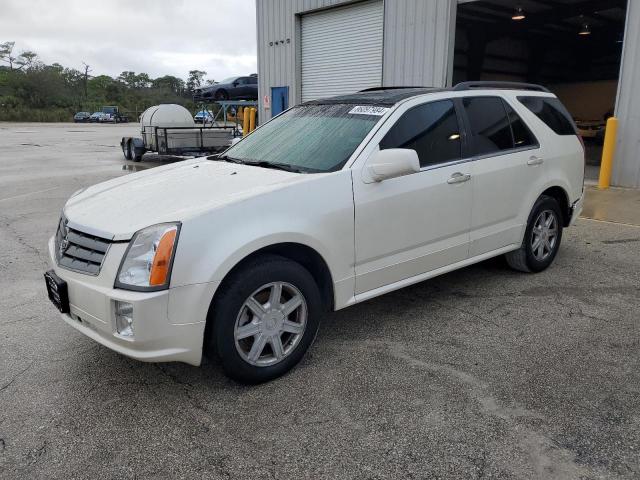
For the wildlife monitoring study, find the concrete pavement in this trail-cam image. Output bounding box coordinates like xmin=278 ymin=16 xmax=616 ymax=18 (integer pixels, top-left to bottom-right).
xmin=1 ymin=123 xmax=639 ymax=479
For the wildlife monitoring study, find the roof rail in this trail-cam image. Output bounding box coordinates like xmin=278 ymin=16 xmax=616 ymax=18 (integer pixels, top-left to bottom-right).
xmin=452 ymin=81 xmax=550 ymax=93
xmin=358 ymin=86 xmax=431 ymax=92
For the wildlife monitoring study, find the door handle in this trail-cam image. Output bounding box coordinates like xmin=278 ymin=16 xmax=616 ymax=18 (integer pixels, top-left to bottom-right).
xmin=527 ymin=156 xmax=544 ymax=166
xmin=447 ymin=172 xmax=471 ymax=184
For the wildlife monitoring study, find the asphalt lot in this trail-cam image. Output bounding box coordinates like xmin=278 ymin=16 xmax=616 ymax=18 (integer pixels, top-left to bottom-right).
xmin=1 ymin=122 xmax=639 ymax=479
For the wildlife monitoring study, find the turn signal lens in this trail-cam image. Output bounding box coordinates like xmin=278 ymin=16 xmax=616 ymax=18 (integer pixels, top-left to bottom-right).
xmin=149 ymin=228 xmax=177 ymax=286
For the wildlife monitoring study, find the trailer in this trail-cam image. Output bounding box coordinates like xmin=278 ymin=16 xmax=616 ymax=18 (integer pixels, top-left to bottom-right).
xmin=120 ymin=102 xmax=253 ymax=162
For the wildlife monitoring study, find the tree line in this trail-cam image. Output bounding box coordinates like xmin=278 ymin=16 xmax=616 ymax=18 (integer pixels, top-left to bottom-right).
xmin=0 ymin=41 xmax=211 ymax=122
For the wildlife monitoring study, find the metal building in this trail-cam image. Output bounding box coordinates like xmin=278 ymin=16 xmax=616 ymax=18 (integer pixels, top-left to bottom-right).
xmin=256 ymin=0 xmax=639 ymax=188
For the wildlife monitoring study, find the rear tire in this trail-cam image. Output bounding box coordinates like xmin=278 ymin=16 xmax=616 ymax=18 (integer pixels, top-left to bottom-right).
xmin=505 ymin=195 xmax=563 ymax=273
xmin=208 ymin=254 xmax=322 ymax=384
xmin=124 ymin=139 xmax=133 ymax=160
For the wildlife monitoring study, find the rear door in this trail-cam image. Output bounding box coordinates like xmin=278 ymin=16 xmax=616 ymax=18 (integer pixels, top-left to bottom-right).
xmin=462 ymin=95 xmax=545 ymax=256
xmin=518 ymin=95 xmax=585 ymax=206
xmin=233 ymin=77 xmax=249 ymax=97
xmin=353 ymin=99 xmax=473 ymax=295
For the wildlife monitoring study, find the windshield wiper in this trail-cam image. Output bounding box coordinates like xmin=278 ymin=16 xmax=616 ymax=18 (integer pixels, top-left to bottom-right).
xmin=215 ymin=154 xmax=245 ymax=164
xmin=242 ymin=160 xmax=305 ymax=173
xmin=212 ymin=155 xmax=305 ymax=173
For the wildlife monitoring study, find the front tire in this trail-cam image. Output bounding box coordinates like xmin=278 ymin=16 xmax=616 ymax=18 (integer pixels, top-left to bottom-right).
xmin=132 ymin=146 xmax=143 ymax=162
xmin=208 ymin=255 xmax=322 ymax=384
xmin=505 ymin=195 xmax=563 ymax=273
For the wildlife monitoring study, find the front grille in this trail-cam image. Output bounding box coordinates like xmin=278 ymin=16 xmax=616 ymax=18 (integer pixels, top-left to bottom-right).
xmin=55 ymin=216 xmax=111 ymax=275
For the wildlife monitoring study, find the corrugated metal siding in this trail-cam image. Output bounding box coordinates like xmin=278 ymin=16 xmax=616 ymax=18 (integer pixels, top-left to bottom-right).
xmin=257 ymin=0 xmax=456 ymax=121
xmin=613 ymin=1 xmax=640 ymax=188
xmin=256 ymin=0 xmax=349 ymax=122
xmin=382 ymin=0 xmax=455 ymax=88
xmin=300 ymin=1 xmax=383 ymax=101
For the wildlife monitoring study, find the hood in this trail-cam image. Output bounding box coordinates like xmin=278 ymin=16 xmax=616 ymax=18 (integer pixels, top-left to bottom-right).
xmin=64 ymin=159 xmax=305 ymax=240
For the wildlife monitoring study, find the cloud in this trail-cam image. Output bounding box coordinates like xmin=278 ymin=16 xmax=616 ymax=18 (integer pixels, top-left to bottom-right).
xmin=0 ymin=0 xmax=257 ymax=81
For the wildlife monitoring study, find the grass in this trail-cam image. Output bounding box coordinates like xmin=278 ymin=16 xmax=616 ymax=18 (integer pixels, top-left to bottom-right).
xmin=0 ymin=107 xmax=76 ymax=122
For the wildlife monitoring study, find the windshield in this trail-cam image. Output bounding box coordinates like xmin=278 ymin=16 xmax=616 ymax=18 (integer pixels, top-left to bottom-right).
xmin=221 ymin=76 xmax=238 ymax=84
xmin=223 ymin=104 xmax=384 ymax=173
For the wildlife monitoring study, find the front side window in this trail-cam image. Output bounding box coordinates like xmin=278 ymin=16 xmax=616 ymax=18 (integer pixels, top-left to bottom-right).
xmin=463 ymin=97 xmax=513 ymax=155
xmin=379 ymin=100 xmax=462 ymax=167
xmin=223 ymin=104 xmax=382 ymax=172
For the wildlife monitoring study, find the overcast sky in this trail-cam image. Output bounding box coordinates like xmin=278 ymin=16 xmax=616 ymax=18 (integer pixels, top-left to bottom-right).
xmin=0 ymin=0 xmax=257 ymax=82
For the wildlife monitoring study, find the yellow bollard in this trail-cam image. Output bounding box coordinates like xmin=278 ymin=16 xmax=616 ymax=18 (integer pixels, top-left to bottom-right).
xmin=249 ymin=108 xmax=256 ymax=133
xmin=598 ymin=117 xmax=618 ymax=189
xmin=243 ymin=107 xmax=251 ymax=137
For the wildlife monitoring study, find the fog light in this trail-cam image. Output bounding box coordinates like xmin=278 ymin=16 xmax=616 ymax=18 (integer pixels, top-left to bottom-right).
xmin=115 ymin=301 xmax=134 ymax=337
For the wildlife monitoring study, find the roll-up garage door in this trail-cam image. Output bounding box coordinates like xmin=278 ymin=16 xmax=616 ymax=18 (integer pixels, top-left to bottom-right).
xmin=300 ymin=0 xmax=383 ymax=102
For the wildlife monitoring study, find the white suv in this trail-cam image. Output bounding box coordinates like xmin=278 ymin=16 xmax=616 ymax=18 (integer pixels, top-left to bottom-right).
xmin=45 ymin=82 xmax=584 ymax=383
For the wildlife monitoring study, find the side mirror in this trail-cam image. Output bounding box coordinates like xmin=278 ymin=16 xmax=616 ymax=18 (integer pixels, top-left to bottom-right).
xmin=232 ymin=81 xmax=239 ymax=87
xmin=365 ymin=148 xmax=420 ymax=183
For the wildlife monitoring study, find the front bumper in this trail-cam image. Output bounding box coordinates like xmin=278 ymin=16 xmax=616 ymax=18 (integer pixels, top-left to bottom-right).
xmin=47 ymin=236 xmax=216 ymax=366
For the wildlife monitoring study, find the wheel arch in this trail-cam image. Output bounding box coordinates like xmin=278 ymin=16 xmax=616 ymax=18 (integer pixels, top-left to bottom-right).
xmin=539 ymin=185 xmax=571 ymax=226
xmin=202 ymin=242 xmax=335 ymax=357
xmin=212 ymin=242 xmax=335 ymax=312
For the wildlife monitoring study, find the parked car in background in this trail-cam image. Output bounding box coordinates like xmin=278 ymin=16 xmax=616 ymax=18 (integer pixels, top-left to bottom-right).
xmin=194 ymin=109 xmax=215 ymax=123
xmin=194 ymin=74 xmax=258 ymax=101
xmin=45 ymin=82 xmax=584 ymax=384
xmin=102 ymin=106 xmax=128 ymax=123
xmin=89 ymin=112 xmax=107 ymax=123
xmin=73 ymin=111 xmax=91 ymax=123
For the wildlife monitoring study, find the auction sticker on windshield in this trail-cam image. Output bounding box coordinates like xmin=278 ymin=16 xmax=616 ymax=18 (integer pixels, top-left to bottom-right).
xmin=348 ymin=106 xmax=390 ymax=116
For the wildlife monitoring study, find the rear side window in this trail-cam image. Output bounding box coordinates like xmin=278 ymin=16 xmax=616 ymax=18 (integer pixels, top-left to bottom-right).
xmin=504 ymin=102 xmax=537 ymax=148
xmin=462 ymin=97 xmax=513 ymax=155
xmin=380 ymin=100 xmax=462 ymax=167
xmin=518 ymin=96 xmax=577 ymax=135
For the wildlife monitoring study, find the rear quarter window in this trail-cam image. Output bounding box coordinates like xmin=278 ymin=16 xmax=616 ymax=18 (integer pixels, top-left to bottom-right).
xmin=518 ymin=96 xmax=577 ymax=136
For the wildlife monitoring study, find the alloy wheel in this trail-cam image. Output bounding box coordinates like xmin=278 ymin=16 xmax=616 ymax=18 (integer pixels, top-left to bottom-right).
xmin=234 ymin=282 xmax=307 ymax=367
xmin=531 ymin=210 xmax=558 ymax=261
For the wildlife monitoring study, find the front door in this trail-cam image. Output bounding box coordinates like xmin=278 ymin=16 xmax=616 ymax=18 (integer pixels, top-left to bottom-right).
xmin=353 ymin=99 xmax=473 ymax=296
xmin=271 ymin=87 xmax=289 ymax=117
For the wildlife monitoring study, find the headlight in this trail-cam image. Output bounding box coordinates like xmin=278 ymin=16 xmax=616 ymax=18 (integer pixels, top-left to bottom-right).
xmin=115 ymin=223 xmax=180 ymax=291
